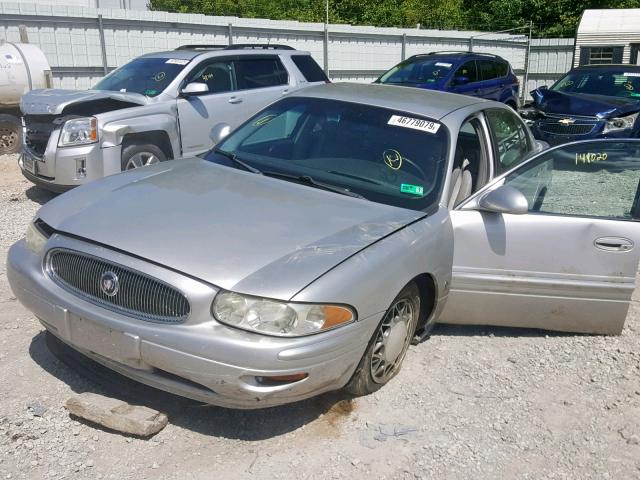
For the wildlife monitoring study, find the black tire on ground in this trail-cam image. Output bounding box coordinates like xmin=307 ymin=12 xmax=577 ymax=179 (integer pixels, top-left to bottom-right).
xmin=0 ymin=114 xmax=22 ymax=155
xmin=120 ymin=143 xmax=167 ymax=171
xmin=345 ymin=282 xmax=421 ymax=397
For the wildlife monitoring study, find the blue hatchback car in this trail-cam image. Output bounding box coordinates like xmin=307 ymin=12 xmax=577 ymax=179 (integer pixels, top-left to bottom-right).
xmin=521 ymin=65 xmax=640 ymax=145
xmin=376 ymin=52 xmax=520 ymax=108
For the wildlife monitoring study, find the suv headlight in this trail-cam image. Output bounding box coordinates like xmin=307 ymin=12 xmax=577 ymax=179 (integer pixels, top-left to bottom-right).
xmin=603 ymin=112 xmax=639 ymax=134
xmin=25 ymin=221 xmax=48 ymax=255
xmin=212 ymin=291 xmax=355 ymax=337
xmin=58 ymin=117 xmax=98 ymax=147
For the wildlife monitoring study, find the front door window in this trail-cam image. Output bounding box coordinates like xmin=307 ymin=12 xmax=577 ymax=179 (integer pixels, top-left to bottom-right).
xmin=504 ymin=141 xmax=640 ymax=220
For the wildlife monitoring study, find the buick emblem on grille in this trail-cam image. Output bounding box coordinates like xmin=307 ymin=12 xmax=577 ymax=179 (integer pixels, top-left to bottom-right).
xmin=100 ymin=271 xmax=119 ymax=297
xmin=558 ymin=118 xmax=576 ymax=126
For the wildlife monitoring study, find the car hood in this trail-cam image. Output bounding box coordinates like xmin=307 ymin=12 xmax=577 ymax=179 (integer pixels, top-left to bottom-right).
xmin=38 ymin=159 xmax=424 ymax=300
xmin=530 ymin=88 xmax=640 ymax=118
xmin=20 ymin=89 xmax=149 ymax=115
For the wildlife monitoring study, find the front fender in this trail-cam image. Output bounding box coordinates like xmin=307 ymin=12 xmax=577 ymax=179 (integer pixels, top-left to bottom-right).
xmin=291 ymin=207 xmax=453 ymax=322
xmin=100 ymin=113 xmax=179 ymax=155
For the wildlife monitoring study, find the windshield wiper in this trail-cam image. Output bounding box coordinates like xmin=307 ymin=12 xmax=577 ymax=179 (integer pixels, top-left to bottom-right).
xmin=262 ymin=171 xmax=367 ymax=200
xmin=213 ymin=148 xmax=262 ymax=174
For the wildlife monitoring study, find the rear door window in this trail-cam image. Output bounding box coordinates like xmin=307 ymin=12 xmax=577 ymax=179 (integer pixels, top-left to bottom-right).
xmin=452 ymin=61 xmax=479 ymax=83
xmin=291 ymin=55 xmax=328 ymax=82
xmin=235 ymin=57 xmax=288 ymax=90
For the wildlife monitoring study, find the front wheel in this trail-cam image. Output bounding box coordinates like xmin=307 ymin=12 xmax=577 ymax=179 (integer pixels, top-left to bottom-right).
xmin=0 ymin=114 xmax=22 ymax=155
xmin=345 ymin=282 xmax=420 ymax=396
xmin=121 ymin=143 xmax=167 ymax=171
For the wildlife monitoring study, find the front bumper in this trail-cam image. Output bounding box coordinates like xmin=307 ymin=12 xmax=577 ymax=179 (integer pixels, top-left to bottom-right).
xmin=7 ymin=238 xmax=376 ymax=409
xmin=19 ymin=133 xmax=122 ymax=192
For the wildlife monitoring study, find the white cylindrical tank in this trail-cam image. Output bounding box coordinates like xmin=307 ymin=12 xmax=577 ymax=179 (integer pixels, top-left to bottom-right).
xmin=0 ymin=42 xmax=51 ymax=108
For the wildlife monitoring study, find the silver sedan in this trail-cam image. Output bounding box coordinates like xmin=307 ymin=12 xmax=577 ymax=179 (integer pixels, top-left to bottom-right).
xmin=7 ymin=83 xmax=640 ymax=408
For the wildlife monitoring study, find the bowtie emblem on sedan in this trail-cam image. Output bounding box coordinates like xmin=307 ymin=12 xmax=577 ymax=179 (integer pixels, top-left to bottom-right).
xmin=100 ymin=271 xmax=119 ymax=297
xmin=559 ymin=118 xmax=576 ymax=126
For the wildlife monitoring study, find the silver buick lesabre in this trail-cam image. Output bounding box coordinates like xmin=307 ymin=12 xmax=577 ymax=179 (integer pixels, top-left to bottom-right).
xmin=8 ymin=83 xmax=640 ymax=408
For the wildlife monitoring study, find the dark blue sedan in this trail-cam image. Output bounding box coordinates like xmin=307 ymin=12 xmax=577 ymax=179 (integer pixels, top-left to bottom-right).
xmin=521 ymin=65 xmax=640 ymax=145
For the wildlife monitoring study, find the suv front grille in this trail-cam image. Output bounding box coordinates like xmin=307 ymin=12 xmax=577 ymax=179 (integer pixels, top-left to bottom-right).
xmin=46 ymin=249 xmax=190 ymax=324
xmin=23 ymin=114 xmax=58 ymax=157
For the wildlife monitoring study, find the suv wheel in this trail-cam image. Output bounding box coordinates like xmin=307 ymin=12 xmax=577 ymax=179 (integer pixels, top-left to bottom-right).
xmin=345 ymin=282 xmax=420 ymax=396
xmin=0 ymin=115 xmax=21 ymax=155
xmin=121 ymin=144 xmax=167 ymax=171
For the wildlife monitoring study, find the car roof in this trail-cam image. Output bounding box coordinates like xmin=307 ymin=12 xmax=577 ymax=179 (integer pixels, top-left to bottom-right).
xmin=288 ymin=83 xmax=490 ymax=120
xmin=574 ymin=64 xmax=640 ymax=70
xmin=140 ymin=46 xmax=304 ymax=61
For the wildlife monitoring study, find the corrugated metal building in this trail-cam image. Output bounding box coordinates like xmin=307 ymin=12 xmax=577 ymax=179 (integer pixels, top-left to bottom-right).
xmin=575 ymin=8 xmax=640 ymax=67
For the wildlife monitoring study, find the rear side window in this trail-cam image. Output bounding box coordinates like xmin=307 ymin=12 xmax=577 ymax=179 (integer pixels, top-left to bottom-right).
xmin=495 ymin=61 xmax=509 ymax=77
xmin=235 ymin=57 xmax=288 ymax=90
xmin=291 ymin=55 xmax=328 ymax=82
xmin=478 ymin=60 xmax=499 ymax=81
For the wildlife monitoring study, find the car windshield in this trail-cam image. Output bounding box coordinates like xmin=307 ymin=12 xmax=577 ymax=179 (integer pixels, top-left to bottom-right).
xmin=92 ymin=57 xmax=190 ymax=97
xmin=551 ymin=69 xmax=640 ymax=98
xmin=205 ymin=97 xmax=449 ymax=212
xmin=377 ymin=58 xmax=454 ymax=85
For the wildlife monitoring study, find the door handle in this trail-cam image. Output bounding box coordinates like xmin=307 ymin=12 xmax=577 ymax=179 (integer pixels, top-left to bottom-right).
xmin=594 ymin=236 xmax=634 ymax=252
xmin=282 ymin=88 xmax=289 ymax=95
xmin=228 ymin=97 xmax=243 ymax=104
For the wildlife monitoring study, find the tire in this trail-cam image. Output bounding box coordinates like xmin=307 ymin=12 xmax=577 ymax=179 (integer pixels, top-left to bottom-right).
xmin=345 ymin=282 xmax=421 ymax=397
xmin=0 ymin=114 xmax=22 ymax=155
xmin=120 ymin=143 xmax=167 ymax=171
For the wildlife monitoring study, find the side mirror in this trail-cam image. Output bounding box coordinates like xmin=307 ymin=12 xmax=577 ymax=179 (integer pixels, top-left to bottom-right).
xmin=453 ymin=76 xmax=470 ymax=86
xmin=534 ymin=139 xmax=550 ymax=152
xmin=538 ymin=85 xmax=548 ymax=90
xmin=478 ymin=185 xmax=529 ymax=215
xmin=181 ymin=82 xmax=209 ymax=96
xmin=209 ymin=122 xmax=231 ymax=144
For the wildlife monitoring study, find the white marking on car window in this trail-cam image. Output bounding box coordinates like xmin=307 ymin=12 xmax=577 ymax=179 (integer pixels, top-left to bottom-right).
xmin=388 ymin=115 xmax=441 ymax=134
xmin=165 ymin=59 xmax=189 ymax=65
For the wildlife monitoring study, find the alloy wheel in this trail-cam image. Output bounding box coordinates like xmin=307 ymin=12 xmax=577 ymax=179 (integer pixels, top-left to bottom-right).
xmin=125 ymin=152 xmax=160 ymax=170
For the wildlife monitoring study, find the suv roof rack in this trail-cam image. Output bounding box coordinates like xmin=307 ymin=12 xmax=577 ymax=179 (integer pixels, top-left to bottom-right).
xmin=175 ymin=44 xmax=227 ymax=51
xmin=175 ymin=44 xmax=296 ymax=51
xmin=224 ymin=44 xmax=295 ymax=50
xmin=415 ymin=51 xmax=503 ymax=59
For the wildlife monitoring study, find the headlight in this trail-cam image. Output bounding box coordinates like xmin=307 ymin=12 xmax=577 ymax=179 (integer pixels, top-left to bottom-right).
xmin=25 ymin=221 xmax=47 ymax=255
xmin=603 ymin=112 xmax=639 ymax=134
xmin=212 ymin=291 xmax=355 ymax=337
xmin=58 ymin=117 xmax=98 ymax=147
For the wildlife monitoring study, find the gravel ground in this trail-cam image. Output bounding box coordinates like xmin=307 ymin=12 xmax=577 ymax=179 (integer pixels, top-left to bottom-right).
xmin=0 ymin=153 xmax=639 ymax=480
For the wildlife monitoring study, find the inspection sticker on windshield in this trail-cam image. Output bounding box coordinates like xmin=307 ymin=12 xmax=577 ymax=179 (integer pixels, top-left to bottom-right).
xmin=400 ymin=183 xmax=424 ymax=196
xmin=165 ymin=58 xmax=189 ymax=65
xmin=388 ymin=115 xmax=441 ymax=134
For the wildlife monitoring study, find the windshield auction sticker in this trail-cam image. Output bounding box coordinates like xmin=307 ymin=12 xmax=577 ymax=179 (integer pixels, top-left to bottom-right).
xmin=388 ymin=115 xmax=441 ymax=134
xmin=166 ymin=59 xmax=189 ymax=65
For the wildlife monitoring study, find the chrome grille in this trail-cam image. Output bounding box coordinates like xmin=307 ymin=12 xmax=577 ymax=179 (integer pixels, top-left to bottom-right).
xmin=23 ymin=114 xmax=58 ymax=158
xmin=46 ymin=249 xmax=190 ymax=323
xmin=538 ymin=118 xmax=598 ymax=136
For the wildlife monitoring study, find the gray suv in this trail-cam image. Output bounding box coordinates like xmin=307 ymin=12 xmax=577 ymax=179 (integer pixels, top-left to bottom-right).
xmin=19 ymin=44 xmax=327 ymax=192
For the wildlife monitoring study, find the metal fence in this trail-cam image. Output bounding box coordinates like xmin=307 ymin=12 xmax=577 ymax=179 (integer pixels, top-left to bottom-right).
xmin=0 ymin=2 xmax=575 ymax=99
